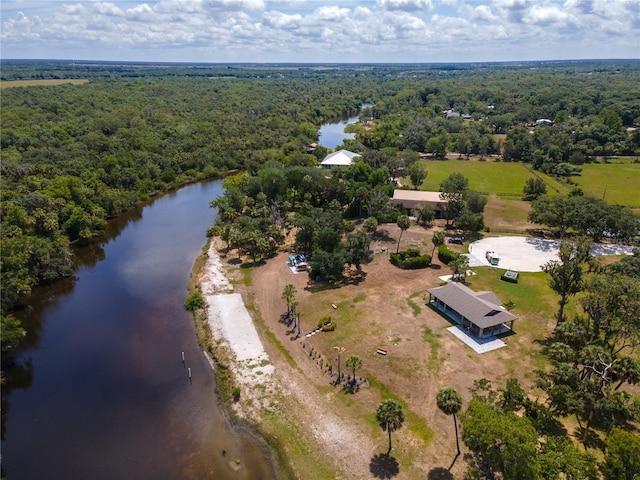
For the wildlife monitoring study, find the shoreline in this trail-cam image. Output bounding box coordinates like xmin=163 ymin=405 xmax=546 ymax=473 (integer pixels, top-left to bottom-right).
xmin=199 ymin=239 xmax=275 ymax=391
xmin=194 ymin=239 xmax=291 ymax=477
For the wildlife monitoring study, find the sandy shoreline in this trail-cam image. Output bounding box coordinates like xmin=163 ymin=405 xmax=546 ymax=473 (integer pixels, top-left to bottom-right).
xmin=200 ymin=241 xmax=274 ymax=388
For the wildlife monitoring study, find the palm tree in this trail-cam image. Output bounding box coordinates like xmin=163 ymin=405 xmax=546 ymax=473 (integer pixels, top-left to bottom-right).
xmin=333 ymin=346 xmax=345 ymax=385
xmin=376 ymin=399 xmax=405 ymax=454
xmin=345 ymin=354 xmax=363 ymax=390
xmin=436 ymin=387 xmax=463 ymax=455
xmin=281 ymin=283 xmax=296 ymax=317
xmin=430 ymin=231 xmax=445 ymax=265
xmin=396 ymin=215 xmax=411 ymax=254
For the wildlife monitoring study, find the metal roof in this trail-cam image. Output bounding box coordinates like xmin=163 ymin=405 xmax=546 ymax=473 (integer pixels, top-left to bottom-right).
xmin=428 ymin=282 xmax=517 ymax=329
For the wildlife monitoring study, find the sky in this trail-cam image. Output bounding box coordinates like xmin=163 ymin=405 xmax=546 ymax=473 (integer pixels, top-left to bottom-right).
xmin=1 ymin=0 xmax=639 ymax=63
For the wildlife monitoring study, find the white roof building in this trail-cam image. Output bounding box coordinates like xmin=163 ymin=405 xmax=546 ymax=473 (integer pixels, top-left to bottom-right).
xmin=319 ymin=150 xmax=361 ymax=169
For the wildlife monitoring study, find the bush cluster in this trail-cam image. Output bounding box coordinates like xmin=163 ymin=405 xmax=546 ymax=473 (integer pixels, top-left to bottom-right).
xmin=437 ymin=244 xmax=458 ymax=265
xmin=317 ymin=316 xmax=336 ymax=332
xmin=390 ymin=248 xmax=431 ymax=269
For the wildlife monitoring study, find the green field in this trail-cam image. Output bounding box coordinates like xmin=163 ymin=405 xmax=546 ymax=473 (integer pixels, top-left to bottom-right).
xmin=414 ymin=159 xmax=640 ymax=208
xmin=0 ymin=79 xmax=89 ymax=88
xmin=417 ymin=160 xmax=542 ymax=196
xmin=572 ymin=163 xmax=640 ymax=208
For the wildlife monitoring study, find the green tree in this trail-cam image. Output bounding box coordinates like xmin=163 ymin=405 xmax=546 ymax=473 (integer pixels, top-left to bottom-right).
xmin=414 ymin=203 xmax=435 ymax=226
xmin=542 ymin=237 xmax=592 ymax=328
xmin=522 ymin=177 xmax=548 ymax=201
xmin=345 ymin=230 xmax=372 ymax=271
xmin=407 ymin=162 xmax=426 ymax=189
xmin=281 ymin=283 xmax=297 ymax=317
xmin=376 ymin=399 xmax=405 ymax=454
xmin=184 ymin=292 xmax=205 ymax=312
xmin=527 ymin=195 xmax=576 ymax=237
xmin=363 ymin=217 xmax=378 ymax=236
xmin=308 ymin=249 xmax=345 ymax=283
xmin=355 ymin=186 xmax=369 ymax=218
xmin=603 ymin=428 xmax=640 ymax=480
xmin=396 ymin=215 xmax=411 ymax=254
xmin=439 ymin=172 xmax=469 ymax=228
xmin=449 ymin=255 xmax=470 ymax=283
xmin=436 ymin=387 xmax=463 ymax=455
xmin=538 ymin=436 xmax=598 ymax=480
xmin=1 ymin=313 xmax=26 ymax=353
xmin=461 ymin=400 xmax=540 ymax=480
xmin=430 ymin=231 xmax=445 ymax=265
xmin=345 ymin=354 xmax=363 ymax=389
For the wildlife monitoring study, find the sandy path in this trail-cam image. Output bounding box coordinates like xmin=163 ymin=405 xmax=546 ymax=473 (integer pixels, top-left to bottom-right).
xmin=201 ymin=242 xmax=274 ymax=386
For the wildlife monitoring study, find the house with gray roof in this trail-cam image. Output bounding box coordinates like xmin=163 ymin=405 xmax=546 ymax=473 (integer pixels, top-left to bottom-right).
xmin=427 ymin=282 xmax=517 ymax=338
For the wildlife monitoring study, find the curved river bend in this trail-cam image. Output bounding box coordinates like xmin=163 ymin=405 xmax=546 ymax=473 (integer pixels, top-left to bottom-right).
xmin=2 ymin=180 xmax=278 ymax=479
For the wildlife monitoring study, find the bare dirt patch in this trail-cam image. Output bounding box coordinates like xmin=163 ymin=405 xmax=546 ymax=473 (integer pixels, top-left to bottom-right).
xmin=227 ymin=224 xmax=545 ymax=478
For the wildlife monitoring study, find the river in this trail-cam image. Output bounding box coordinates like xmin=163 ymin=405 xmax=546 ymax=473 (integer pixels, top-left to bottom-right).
xmin=1 ymin=180 xmax=278 ymax=479
xmin=317 ymin=115 xmax=358 ymax=149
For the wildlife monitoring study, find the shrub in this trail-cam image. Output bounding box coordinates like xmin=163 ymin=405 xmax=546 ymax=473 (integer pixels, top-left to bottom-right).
xmin=438 ymin=244 xmax=458 ymax=265
xmin=390 ymin=249 xmax=431 ymax=269
xmin=232 ymin=386 xmax=241 ymax=402
xmin=184 ymin=292 xmax=205 ymax=311
xmin=317 ymin=316 xmax=336 ymax=331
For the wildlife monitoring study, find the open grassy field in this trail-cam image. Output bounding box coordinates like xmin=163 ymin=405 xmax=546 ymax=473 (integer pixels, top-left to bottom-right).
xmin=417 ymin=159 xmax=535 ymax=195
xmin=415 ymin=158 xmax=640 ymax=208
xmin=573 ymin=162 xmax=640 ymax=208
xmin=0 ymin=79 xmax=89 ymax=88
xmin=411 ymin=158 xmax=640 ymax=229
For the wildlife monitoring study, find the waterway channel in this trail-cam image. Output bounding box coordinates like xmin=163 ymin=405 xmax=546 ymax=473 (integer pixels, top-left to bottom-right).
xmin=1 ymin=180 xmax=278 ymax=479
xmin=317 ymin=114 xmax=358 ymax=149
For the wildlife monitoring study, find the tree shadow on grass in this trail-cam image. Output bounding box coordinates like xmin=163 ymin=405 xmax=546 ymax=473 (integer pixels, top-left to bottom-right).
xmin=369 ymin=453 xmax=399 ymax=479
xmin=573 ymin=426 xmax=606 ymax=452
xmin=427 ymin=467 xmax=454 ymax=480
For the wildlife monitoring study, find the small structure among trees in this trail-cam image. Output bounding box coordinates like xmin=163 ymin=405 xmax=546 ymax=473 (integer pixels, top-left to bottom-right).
xmin=392 ymin=190 xmax=448 ymax=217
xmin=428 ymin=282 xmax=517 ymax=338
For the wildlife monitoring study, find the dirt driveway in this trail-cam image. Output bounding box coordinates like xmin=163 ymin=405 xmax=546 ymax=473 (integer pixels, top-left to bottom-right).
xmin=232 ymin=224 xmax=543 ymax=479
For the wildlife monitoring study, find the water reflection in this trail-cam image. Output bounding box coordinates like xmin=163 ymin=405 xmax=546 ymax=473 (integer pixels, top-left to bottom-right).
xmin=2 ymin=180 xmax=279 ymax=480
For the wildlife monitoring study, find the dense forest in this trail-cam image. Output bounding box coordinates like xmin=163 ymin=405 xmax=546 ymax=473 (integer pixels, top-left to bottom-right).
xmin=2 ymin=59 xmax=639 ymax=348
xmin=2 ymin=59 xmax=640 ymax=478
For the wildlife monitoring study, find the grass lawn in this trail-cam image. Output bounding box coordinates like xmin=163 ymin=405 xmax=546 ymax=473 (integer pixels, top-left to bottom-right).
xmin=417 ymin=160 xmax=539 ymax=196
xmin=484 ymin=196 xmax=535 ymax=233
xmin=573 ymin=162 xmax=640 ymax=208
xmin=465 ymin=267 xmax=557 ymax=375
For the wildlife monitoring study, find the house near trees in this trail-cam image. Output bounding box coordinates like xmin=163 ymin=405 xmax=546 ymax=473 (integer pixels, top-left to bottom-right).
xmin=535 ymin=118 xmax=554 ymax=127
xmin=427 ymin=282 xmax=517 ymax=339
xmin=392 ymin=190 xmax=448 ymax=217
xmin=319 ymin=150 xmax=361 ymax=169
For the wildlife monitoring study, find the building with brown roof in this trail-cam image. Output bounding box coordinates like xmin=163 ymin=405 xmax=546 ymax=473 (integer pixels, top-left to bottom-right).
xmin=392 ymin=190 xmax=448 ymax=216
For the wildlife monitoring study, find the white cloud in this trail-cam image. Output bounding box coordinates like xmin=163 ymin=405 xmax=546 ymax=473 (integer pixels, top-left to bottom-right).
xmin=262 ymin=10 xmax=301 ymax=29
xmin=523 ymin=5 xmax=571 ymax=25
xmin=314 ymin=5 xmax=350 ymax=22
xmin=0 ymin=0 xmax=637 ymax=62
xmin=93 ymin=3 xmax=125 ymax=16
xmin=378 ymin=0 xmax=433 ymax=11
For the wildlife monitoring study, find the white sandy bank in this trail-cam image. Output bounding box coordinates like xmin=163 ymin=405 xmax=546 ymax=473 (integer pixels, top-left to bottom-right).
xmin=202 ymin=242 xmax=273 ymax=385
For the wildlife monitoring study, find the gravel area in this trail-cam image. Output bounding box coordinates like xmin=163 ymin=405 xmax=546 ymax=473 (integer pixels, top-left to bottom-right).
xmin=467 ymin=236 xmax=634 ymax=272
